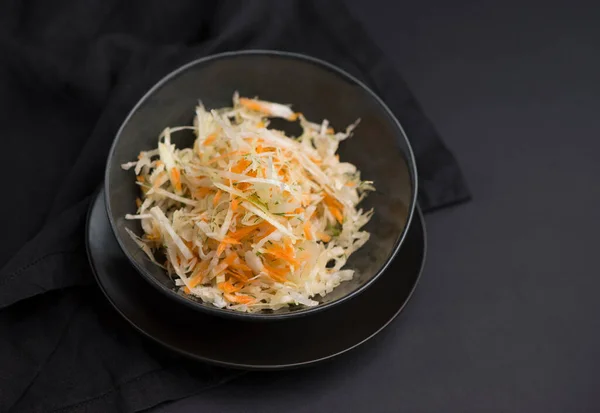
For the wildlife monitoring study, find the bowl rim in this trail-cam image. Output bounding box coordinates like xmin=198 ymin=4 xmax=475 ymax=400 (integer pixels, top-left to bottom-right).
xmin=104 ymin=49 xmax=419 ymax=321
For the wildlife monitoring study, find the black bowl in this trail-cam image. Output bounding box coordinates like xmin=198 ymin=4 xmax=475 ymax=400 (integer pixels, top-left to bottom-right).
xmin=105 ymin=50 xmax=417 ymax=321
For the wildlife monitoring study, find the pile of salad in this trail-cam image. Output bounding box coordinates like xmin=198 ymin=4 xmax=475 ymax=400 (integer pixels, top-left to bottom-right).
xmin=122 ymin=94 xmax=374 ymax=312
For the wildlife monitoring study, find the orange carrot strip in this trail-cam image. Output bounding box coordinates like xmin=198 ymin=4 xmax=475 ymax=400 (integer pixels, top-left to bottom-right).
xmin=189 ymin=261 xmax=210 ymax=288
xmin=170 ymin=167 xmax=182 ymax=193
xmin=230 ymin=261 xmax=252 ymax=272
xmin=224 ymin=293 xmax=254 ymax=304
xmin=223 ymin=252 xmax=237 ymax=266
xmin=264 ymin=247 xmax=298 ymax=266
xmin=135 ymin=197 xmax=142 ymax=209
xmin=239 ymin=97 xmax=268 ymax=113
xmin=194 ymin=187 xmax=211 ymax=198
xmin=324 ymin=194 xmax=343 ymax=210
xmin=136 ymin=176 xmax=145 ymax=183
xmin=226 ymin=269 xmax=249 ymax=282
xmin=231 ymin=159 xmax=252 ymax=174
xmin=203 ymin=133 xmax=217 ymax=146
xmin=213 ymin=190 xmax=222 ymax=206
xmin=218 ymin=281 xmax=242 ymax=294
xmin=283 ymin=237 xmax=294 ymax=254
xmin=189 ymin=275 xmax=203 ymax=289
xmin=262 ymin=264 xmax=287 ymax=282
xmin=216 ymin=237 xmax=241 ymax=257
xmin=255 ymin=225 xmax=276 ymax=242
xmin=229 ymin=223 xmax=261 ymax=240
xmin=231 ymin=197 xmax=239 ymax=212
xmin=303 ymin=220 xmax=313 ymax=240
xmin=206 ymin=150 xmax=243 ymax=165
xmin=317 ymin=232 xmax=332 ymax=243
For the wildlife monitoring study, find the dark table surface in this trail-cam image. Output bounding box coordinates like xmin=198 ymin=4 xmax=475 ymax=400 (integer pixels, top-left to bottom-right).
xmin=156 ymin=1 xmax=600 ymax=411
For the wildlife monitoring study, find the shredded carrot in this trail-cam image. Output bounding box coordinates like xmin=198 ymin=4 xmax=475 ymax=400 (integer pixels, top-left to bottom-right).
xmin=188 ymin=260 xmax=210 ymax=288
xmin=231 ymin=159 xmax=251 ymax=174
xmin=256 ymin=145 xmax=275 ymax=154
xmin=231 ymin=197 xmax=240 ymax=212
xmin=256 ymin=225 xmax=276 ymax=242
xmin=152 ymin=172 xmax=167 ymax=188
xmin=216 ymin=243 xmax=226 ymax=257
xmin=146 ymin=232 xmax=160 ymax=241
xmin=170 ymin=167 xmax=182 ymax=193
xmin=183 ymin=240 xmax=194 ymax=251
xmin=216 ymin=236 xmax=241 ymax=256
xmin=203 ymin=133 xmax=217 ymax=146
xmin=324 ymin=194 xmax=343 ymax=210
xmin=262 ymin=263 xmax=287 ymax=282
xmin=256 ymin=121 xmax=265 ymax=128
xmin=223 ymin=252 xmax=237 ymax=266
xmin=264 ymin=244 xmax=298 ymax=265
xmin=218 ymin=281 xmax=242 ymax=293
xmin=194 ymin=187 xmax=211 ymax=198
xmin=317 ymin=232 xmax=332 ymax=243
xmin=283 ymin=237 xmax=294 ymax=255
xmin=135 ymin=197 xmax=142 ymax=209
xmin=329 ymin=206 xmax=344 ymax=224
xmin=229 ymin=223 xmax=261 ymax=240
xmin=239 ymin=97 xmax=268 ymax=113
xmin=310 ymin=156 xmax=322 ymax=165
xmin=324 ymin=194 xmax=344 ymax=223
xmin=230 ymin=260 xmax=252 ymax=272
xmin=183 ymin=286 xmax=191 ymax=294
xmin=226 ymin=268 xmax=249 ymax=282
xmin=189 ymin=273 xmax=204 ymax=288
xmin=224 ymin=293 xmax=254 ymax=304
xmin=213 ymin=190 xmax=222 ymax=206
xmin=303 ymin=220 xmax=313 ymax=240
xmin=136 ymin=176 xmax=145 ymax=183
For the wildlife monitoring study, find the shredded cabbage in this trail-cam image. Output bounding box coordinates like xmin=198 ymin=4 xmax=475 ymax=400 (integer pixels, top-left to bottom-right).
xmin=122 ymin=94 xmax=374 ymax=312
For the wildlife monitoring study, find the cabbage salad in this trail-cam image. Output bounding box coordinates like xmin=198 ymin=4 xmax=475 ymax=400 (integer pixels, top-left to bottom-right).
xmin=122 ymin=94 xmax=374 ymax=312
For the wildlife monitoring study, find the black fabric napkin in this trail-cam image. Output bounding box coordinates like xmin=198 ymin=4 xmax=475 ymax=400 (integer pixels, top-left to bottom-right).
xmin=0 ymin=1 xmax=470 ymax=412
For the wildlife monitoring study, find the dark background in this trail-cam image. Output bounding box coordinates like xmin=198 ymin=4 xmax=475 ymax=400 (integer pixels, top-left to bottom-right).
xmin=155 ymin=0 xmax=600 ymax=412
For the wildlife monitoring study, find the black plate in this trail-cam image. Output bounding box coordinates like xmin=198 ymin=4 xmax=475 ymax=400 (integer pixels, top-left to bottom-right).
xmin=86 ymin=188 xmax=426 ymax=369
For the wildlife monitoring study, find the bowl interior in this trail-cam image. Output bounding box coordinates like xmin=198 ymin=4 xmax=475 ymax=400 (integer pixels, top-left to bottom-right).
xmin=106 ymin=51 xmax=416 ymax=318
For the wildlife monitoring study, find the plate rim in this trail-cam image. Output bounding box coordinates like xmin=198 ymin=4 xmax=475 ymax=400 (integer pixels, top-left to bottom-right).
xmin=86 ymin=188 xmax=427 ymax=370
